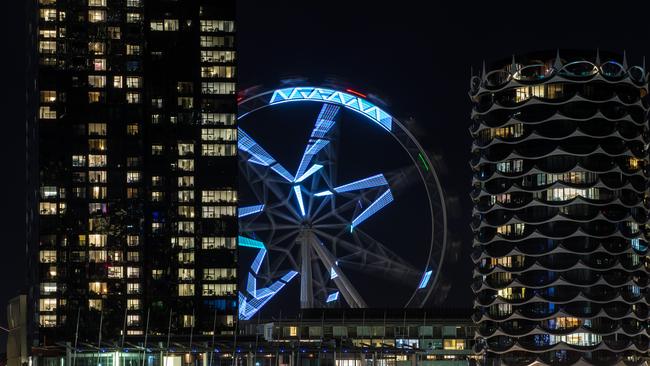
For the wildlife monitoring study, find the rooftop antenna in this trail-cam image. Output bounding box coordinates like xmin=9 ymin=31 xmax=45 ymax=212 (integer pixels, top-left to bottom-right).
xmin=510 ymin=54 xmax=517 ymax=73
xmin=481 ymin=60 xmax=487 ymax=81
xmin=595 ymin=48 xmax=601 ymax=65
xmin=623 ymin=50 xmax=629 ymax=69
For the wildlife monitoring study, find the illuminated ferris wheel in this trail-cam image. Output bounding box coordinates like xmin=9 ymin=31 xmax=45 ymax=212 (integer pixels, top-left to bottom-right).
xmin=237 ymin=86 xmax=448 ymax=320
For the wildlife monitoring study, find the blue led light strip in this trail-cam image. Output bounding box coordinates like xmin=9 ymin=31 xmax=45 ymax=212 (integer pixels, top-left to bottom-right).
xmin=293 ymin=104 xmax=340 ymax=179
xmin=351 ymin=189 xmax=394 ymax=229
xmin=334 ymin=174 xmax=388 ymax=193
xmin=295 ymin=164 xmax=323 ymax=183
xmin=238 ymin=204 xmax=265 ymax=218
xmin=270 ymin=87 xmax=392 ymax=131
xmin=418 ymin=270 xmax=433 ymax=289
xmin=326 ymin=292 xmax=340 ymax=303
xmin=239 ymin=270 xmax=299 ymax=320
xmin=251 ymin=247 xmax=267 ymax=274
xmin=238 ymin=236 xmax=266 ymax=249
xmin=238 ymin=128 xmax=295 ymax=182
xmin=294 ymin=186 xmax=306 ymax=216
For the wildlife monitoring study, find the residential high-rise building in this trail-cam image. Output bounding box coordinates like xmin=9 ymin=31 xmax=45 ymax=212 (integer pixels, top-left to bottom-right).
xmin=469 ymin=50 xmax=649 ymax=365
xmin=26 ymin=0 xmax=237 ymax=361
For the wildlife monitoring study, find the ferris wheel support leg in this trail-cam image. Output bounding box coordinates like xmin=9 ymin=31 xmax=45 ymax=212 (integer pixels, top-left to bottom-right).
xmin=299 ymin=233 xmax=314 ymax=309
xmin=307 ymin=231 xmax=367 ymax=308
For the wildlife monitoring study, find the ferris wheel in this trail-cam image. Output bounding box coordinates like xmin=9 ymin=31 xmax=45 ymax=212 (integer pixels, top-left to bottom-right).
xmin=237 ymin=86 xmax=448 ymax=320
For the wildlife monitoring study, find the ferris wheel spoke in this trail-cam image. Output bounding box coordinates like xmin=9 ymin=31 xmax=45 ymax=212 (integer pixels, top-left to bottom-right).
xmin=314 ymin=228 xmax=420 ymax=279
xmin=306 ymin=231 xmax=367 ymax=308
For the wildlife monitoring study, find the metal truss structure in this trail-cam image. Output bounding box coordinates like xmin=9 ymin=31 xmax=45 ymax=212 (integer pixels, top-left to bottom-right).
xmin=237 ymin=86 xmax=449 ymax=320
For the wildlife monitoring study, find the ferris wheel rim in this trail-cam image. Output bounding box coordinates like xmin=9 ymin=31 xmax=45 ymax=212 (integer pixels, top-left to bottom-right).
xmin=237 ymin=85 xmax=449 ymax=308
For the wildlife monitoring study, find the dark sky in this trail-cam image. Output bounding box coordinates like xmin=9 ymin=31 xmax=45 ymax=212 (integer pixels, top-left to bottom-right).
xmin=1 ymin=0 xmax=649 ymax=350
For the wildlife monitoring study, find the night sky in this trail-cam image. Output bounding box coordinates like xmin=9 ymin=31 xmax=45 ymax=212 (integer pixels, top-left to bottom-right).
xmin=2 ymin=0 xmax=649 ymax=351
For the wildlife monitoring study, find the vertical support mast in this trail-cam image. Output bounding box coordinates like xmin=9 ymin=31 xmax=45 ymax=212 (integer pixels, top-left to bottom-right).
xmin=299 ymin=232 xmax=313 ymax=308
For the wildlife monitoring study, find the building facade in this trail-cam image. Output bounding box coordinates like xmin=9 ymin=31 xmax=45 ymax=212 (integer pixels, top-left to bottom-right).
xmin=27 ymin=0 xmax=238 ymax=358
xmin=469 ymin=51 xmax=649 ymax=365
xmin=35 ymin=309 xmax=478 ymax=366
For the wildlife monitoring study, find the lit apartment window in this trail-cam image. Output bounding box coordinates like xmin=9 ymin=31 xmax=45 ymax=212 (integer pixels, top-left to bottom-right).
xmin=177 ymin=82 xmax=193 ymax=94
xmin=39 ymin=106 xmax=57 ymax=119
xmin=127 ymin=123 xmax=139 ymax=135
xmin=200 ymin=66 xmax=236 ymax=78
xmin=40 ymin=186 xmax=58 ymax=199
xmin=39 ymin=315 xmax=57 ymax=327
xmin=150 ymin=19 xmax=178 ymax=31
xmin=127 ymin=267 xmax=141 ymax=278
xmin=200 ymin=36 xmax=234 ymax=48
xmin=202 ymin=144 xmax=236 ymax=156
xmin=127 ymin=235 xmax=139 ymax=246
xmin=126 ymin=76 xmax=142 ymax=88
xmin=92 ymin=59 xmax=106 ymax=71
xmin=201 ymin=128 xmax=237 ymax=141
xmin=88 ymin=10 xmax=106 ymax=23
xmin=202 ymin=237 xmax=235 ymax=250
xmin=202 ymin=283 xmax=236 ymax=296
xmin=88 ymin=75 xmax=106 ymax=88
xmin=89 ymin=250 xmax=106 ymax=262
xmin=126 ymin=13 xmax=142 ymax=23
xmin=175 ymin=237 xmax=195 ymax=249
xmin=443 ymin=339 xmax=465 ymax=350
xmin=178 ymin=251 xmax=195 ymax=264
xmin=88 ymin=234 xmax=106 ymax=247
xmin=88 ymin=0 xmax=106 ymax=6
xmin=126 ymin=44 xmax=141 ymax=55
xmin=88 ymin=123 xmax=106 ymax=136
xmin=40 ymin=282 xmax=57 ymax=295
xmin=88 ymin=91 xmax=103 ymax=103
xmin=177 ymin=159 xmax=194 ymax=171
xmin=203 ymin=268 xmax=235 ymax=280
xmin=151 ymin=145 xmax=164 ymax=155
xmin=182 ymin=315 xmax=195 ymax=327
xmin=176 ymin=221 xmax=194 ymax=234
xmin=127 ymin=299 xmax=141 ymax=310
xmin=151 ymin=98 xmax=163 ymax=108
xmin=202 ymin=190 xmax=237 ymax=203
xmin=201 ymin=82 xmax=236 ymax=95
xmin=39 ymin=250 xmax=57 ymax=263
xmin=89 ymin=171 xmax=107 ymax=183
xmin=178 ymin=176 xmax=194 ymax=187
xmin=126 ymin=171 xmax=141 ymax=183
xmin=127 ymin=251 xmax=140 ymax=262
xmin=179 ymin=268 xmax=195 ymax=281
xmin=178 ymin=206 xmax=195 ymax=218
xmin=178 ymin=284 xmax=195 ymax=296
xmin=88 ymin=154 xmax=107 ymax=167
xmin=126 ymin=92 xmax=141 ymax=104
xmin=107 ymin=266 xmax=123 ymax=278
xmin=113 ymin=76 xmax=123 ymax=88
xmin=39 ymin=29 xmax=57 ymax=38
xmin=40 ymin=91 xmax=57 ymax=103
xmin=151 ymin=191 xmax=163 ymax=202
xmin=127 ymin=283 xmax=141 ymax=294
xmin=496 ymin=223 xmax=526 ymax=237
xmin=39 ymin=202 xmax=57 ymax=215
xmin=202 ymin=206 xmax=236 ymax=218
xmin=496 ymin=159 xmax=523 ymax=173
xmin=88 ymin=42 xmax=105 ymax=55
xmin=88 ymin=299 xmax=102 ymax=311
xmin=40 ymin=9 xmax=57 ymax=22
xmin=178 ymin=143 xmax=194 ymax=156
xmin=200 ymin=51 xmax=236 ymax=63
xmin=127 ymin=315 xmax=141 ymax=326
xmin=72 ymin=155 xmax=86 ymax=167
xmin=89 ymin=282 xmax=108 ymax=294
xmin=201 ymin=113 xmax=237 ymax=126
xmin=151 ymin=176 xmax=163 ymax=186
xmin=200 ymin=20 xmax=235 ymax=32
xmin=178 ymin=190 xmax=194 ymax=202
xmin=88 ymin=139 xmax=106 ymax=151
xmin=126 ymin=0 xmax=141 ymax=7
xmin=478 ymin=123 xmax=524 ymax=143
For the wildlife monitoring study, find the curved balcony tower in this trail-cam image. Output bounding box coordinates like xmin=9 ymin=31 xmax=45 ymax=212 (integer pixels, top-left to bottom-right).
xmin=469 ymin=50 xmax=650 ymax=366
